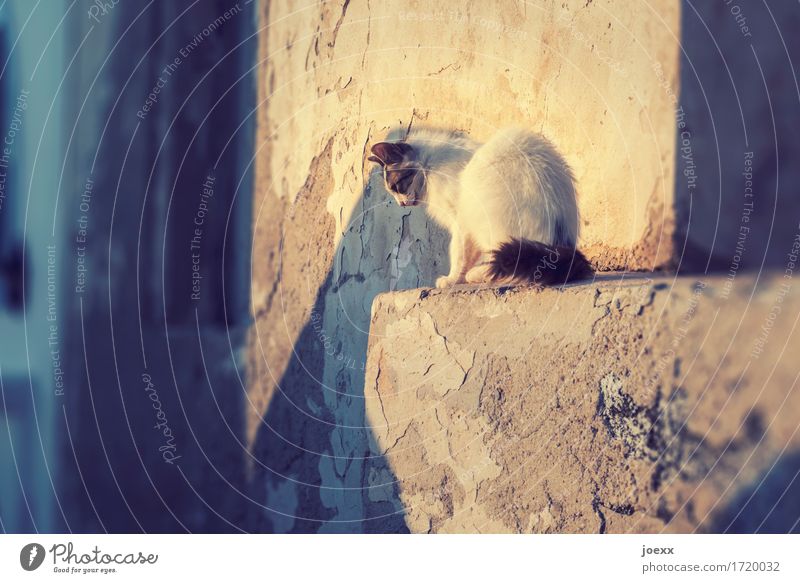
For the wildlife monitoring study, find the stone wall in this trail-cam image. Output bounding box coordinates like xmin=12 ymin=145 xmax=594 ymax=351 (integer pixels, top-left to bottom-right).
xmin=249 ymin=0 xmax=800 ymax=533
xmin=249 ymin=0 xmax=680 ymax=532
xmin=365 ymin=276 xmax=800 ymax=532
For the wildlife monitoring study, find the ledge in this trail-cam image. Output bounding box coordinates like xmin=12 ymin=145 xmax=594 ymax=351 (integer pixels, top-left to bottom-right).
xmin=364 ymin=275 xmax=800 ymax=533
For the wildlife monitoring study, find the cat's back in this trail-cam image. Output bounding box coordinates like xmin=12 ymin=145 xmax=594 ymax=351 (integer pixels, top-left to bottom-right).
xmin=460 ymin=126 xmax=579 ymax=247
xmin=406 ymin=128 xmax=477 ymax=169
xmin=468 ymin=127 xmax=571 ymax=177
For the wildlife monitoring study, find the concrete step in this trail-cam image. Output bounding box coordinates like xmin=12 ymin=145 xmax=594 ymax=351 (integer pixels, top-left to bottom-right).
xmin=364 ymin=275 xmax=800 ymax=533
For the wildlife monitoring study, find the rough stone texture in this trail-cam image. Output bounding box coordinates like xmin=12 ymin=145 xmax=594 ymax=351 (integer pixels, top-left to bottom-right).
xmin=249 ymin=0 xmax=680 ymax=532
xmin=365 ymin=276 xmax=800 ymax=533
xmin=252 ymin=0 xmax=680 ymax=277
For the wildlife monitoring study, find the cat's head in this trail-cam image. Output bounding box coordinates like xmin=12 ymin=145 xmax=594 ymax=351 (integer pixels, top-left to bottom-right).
xmin=368 ymin=141 xmax=426 ymax=207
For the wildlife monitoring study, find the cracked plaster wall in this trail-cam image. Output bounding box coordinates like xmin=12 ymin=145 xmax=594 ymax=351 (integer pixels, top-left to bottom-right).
xmin=365 ymin=276 xmax=800 ymax=532
xmin=247 ymin=0 xmax=680 ymax=531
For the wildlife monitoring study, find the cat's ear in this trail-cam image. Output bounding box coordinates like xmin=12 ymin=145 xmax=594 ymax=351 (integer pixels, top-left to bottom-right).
xmin=368 ymin=141 xmax=413 ymax=166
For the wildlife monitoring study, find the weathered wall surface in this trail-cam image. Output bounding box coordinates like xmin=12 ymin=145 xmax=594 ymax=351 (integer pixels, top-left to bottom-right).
xmin=249 ymin=0 xmax=681 ymax=532
xmin=253 ymin=0 xmax=680 ymax=276
xmin=365 ymin=276 xmax=800 ymax=533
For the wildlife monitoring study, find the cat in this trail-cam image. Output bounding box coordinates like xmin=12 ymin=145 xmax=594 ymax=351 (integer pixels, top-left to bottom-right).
xmin=368 ymin=126 xmax=593 ymax=288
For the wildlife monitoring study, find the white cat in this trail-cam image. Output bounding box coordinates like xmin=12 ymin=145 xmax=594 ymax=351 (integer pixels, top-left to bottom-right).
xmin=368 ymin=127 xmax=592 ymax=288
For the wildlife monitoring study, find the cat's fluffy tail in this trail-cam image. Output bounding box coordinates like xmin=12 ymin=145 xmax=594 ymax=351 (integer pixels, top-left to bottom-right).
xmin=488 ymin=238 xmax=593 ymax=286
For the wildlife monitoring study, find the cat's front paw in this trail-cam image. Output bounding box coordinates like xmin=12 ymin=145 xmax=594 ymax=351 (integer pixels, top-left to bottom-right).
xmin=435 ymin=276 xmax=458 ymax=289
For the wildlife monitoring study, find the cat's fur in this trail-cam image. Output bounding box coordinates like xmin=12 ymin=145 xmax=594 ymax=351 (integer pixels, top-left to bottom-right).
xmin=368 ymin=127 xmax=592 ymax=288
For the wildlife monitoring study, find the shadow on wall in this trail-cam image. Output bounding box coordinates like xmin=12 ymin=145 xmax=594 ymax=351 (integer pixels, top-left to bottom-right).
xmin=708 ymin=450 xmax=800 ymax=533
xmin=248 ymin=2 xmax=800 ymax=533
xmin=676 ymin=1 xmax=800 ymax=272
xmin=249 ymin=128 xmax=448 ymax=533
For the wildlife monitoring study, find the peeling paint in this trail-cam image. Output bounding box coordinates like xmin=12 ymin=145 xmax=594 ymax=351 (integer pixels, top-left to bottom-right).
xmin=365 ymin=276 xmax=800 ymax=532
